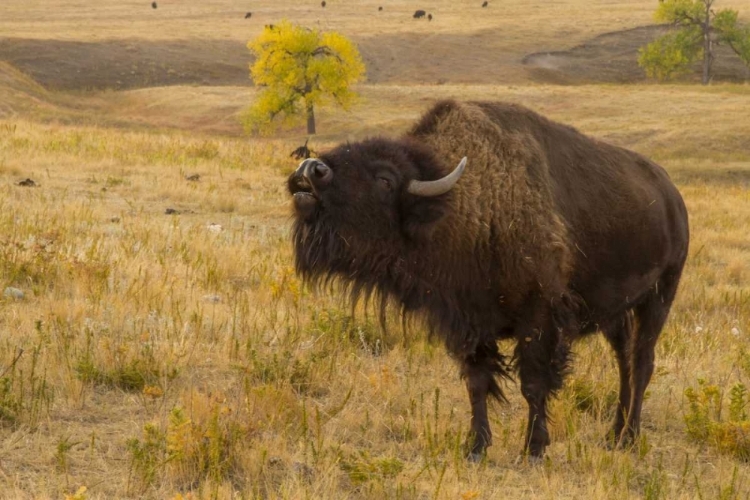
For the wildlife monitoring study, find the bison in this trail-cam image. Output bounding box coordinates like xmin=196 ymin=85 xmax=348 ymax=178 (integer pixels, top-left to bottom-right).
xmin=287 ymin=100 xmax=689 ymax=460
xmin=413 ymin=9 xmax=426 ymax=18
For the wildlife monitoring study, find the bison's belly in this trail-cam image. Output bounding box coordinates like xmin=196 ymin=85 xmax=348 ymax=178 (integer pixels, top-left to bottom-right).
xmin=569 ymin=222 xmax=679 ymax=324
xmin=576 ymin=265 xmax=664 ymax=323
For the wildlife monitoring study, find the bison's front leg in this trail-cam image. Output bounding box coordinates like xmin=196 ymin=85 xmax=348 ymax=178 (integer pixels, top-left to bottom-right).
xmin=515 ymin=315 xmax=569 ymax=458
xmin=460 ymin=342 xmax=508 ymax=461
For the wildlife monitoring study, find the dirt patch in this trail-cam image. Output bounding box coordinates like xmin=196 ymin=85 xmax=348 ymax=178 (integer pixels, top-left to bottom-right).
xmin=0 ymin=38 xmax=252 ymax=90
xmin=357 ymin=30 xmax=524 ymax=85
xmin=2 ymin=25 xmax=748 ymax=95
xmin=0 ymin=29 xmax=527 ymax=92
xmin=523 ymin=25 xmax=750 ymax=84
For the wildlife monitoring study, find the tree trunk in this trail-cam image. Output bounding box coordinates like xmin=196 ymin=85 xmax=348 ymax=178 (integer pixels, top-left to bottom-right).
xmin=306 ymin=100 xmax=316 ymax=135
xmin=701 ymin=1 xmax=713 ymax=85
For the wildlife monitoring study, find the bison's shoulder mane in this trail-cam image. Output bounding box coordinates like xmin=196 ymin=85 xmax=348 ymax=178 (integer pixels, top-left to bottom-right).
xmin=402 ymin=100 xmax=575 ymax=301
xmin=408 ymin=99 xmax=581 ymax=143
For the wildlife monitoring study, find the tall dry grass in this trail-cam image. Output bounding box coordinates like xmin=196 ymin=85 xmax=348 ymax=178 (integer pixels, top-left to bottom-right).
xmin=0 ymin=0 xmax=749 ymax=498
xmin=0 ymin=80 xmax=749 ymax=499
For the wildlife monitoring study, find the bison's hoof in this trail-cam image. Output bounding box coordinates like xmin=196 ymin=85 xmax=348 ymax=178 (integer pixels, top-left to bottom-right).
xmin=467 ymin=451 xmax=484 ymax=463
xmin=514 ymin=452 xmax=545 ymax=466
xmin=464 ymin=435 xmax=490 ymax=462
xmin=603 ymin=428 xmax=636 ymax=450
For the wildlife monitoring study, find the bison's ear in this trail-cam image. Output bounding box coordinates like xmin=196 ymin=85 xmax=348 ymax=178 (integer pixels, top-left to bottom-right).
xmin=401 ymin=197 xmax=448 ymax=242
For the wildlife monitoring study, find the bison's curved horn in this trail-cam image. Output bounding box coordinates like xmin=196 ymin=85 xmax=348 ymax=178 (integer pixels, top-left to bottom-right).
xmin=407 ymin=157 xmax=466 ymax=197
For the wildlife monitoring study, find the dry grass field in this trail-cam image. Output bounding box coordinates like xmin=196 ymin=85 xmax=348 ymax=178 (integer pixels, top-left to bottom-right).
xmin=1 ymin=1 xmax=749 ymax=499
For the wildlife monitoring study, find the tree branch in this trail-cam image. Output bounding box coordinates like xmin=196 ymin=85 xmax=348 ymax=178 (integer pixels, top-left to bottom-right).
xmin=311 ymin=45 xmax=344 ymax=64
xmin=674 ymin=11 xmax=706 ymax=30
xmin=725 ymin=38 xmax=750 ymax=64
xmin=266 ymin=95 xmax=301 ymax=121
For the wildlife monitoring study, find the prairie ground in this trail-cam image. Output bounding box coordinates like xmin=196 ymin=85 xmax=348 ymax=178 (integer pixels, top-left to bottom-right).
xmin=0 ymin=1 xmax=749 ymax=499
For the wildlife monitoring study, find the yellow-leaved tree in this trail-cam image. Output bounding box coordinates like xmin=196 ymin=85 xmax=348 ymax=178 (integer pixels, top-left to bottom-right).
xmin=244 ymin=21 xmax=366 ymax=135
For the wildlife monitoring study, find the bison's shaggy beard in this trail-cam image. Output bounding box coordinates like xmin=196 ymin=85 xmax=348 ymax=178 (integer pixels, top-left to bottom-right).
xmin=291 ymin=217 xmax=518 ymax=402
xmin=291 ymin=218 xmax=401 ymax=328
xmin=291 ymin=213 xmax=443 ymax=332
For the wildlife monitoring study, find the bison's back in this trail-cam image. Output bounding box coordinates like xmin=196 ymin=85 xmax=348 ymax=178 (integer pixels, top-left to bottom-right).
xmin=473 ymin=100 xmax=689 ymax=319
xmin=409 ymin=100 xmax=688 ymax=321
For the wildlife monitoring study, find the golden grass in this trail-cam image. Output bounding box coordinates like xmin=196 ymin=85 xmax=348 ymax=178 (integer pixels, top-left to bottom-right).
xmin=1 ymin=0 xmax=747 ymax=48
xmin=0 ymin=0 xmax=749 ymax=498
xmin=0 ymin=0 xmax=657 ymax=42
xmin=1 ymin=90 xmax=749 ymax=498
xmin=8 ymin=81 xmax=750 ymax=158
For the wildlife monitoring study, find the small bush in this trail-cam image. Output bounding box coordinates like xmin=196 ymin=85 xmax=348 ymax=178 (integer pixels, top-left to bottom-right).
xmin=0 ymin=340 xmax=52 ymax=428
xmin=339 ymin=451 xmax=404 ymax=484
xmin=75 ymin=334 xmax=177 ymax=392
xmin=127 ymin=391 xmax=249 ymax=493
xmin=310 ymin=307 xmax=395 ymax=356
xmin=684 ymin=379 xmax=750 ymax=461
xmin=127 ymin=422 xmax=166 ymax=491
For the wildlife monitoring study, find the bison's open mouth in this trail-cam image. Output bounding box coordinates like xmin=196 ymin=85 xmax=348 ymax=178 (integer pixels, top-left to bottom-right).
xmin=288 ymin=158 xmax=335 ymax=220
xmin=289 ymin=177 xmax=320 ymax=219
xmin=293 ymin=191 xmax=315 ymax=200
xmin=293 ymin=190 xmax=317 ymax=205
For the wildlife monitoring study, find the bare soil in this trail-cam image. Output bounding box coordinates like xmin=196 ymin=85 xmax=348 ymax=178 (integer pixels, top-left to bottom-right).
xmin=0 ymin=29 xmax=526 ymax=91
xmin=523 ymin=25 xmax=750 ymax=84
xmin=0 ymin=38 xmax=251 ymax=90
xmin=2 ymin=24 xmax=748 ymax=93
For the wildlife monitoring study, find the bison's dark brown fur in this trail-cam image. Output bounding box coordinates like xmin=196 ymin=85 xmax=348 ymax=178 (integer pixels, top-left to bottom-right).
xmin=287 ymin=100 xmax=689 ymax=459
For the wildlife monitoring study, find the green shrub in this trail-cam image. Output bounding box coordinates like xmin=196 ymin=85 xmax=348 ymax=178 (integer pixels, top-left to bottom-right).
xmin=684 ymin=379 xmax=750 ymax=461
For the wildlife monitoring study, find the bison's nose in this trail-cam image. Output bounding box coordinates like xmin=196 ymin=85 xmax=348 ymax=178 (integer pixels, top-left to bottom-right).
xmin=311 ymin=162 xmax=332 ymax=184
xmin=297 ymin=158 xmax=333 ymax=189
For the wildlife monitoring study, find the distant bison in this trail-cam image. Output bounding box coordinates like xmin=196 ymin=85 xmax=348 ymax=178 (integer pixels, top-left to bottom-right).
xmin=379 ymin=6 xmax=383 ymax=11
xmin=287 ymin=100 xmax=689 ymax=459
xmin=321 ymin=0 xmax=326 ymax=6
xmin=482 ymin=1 xmax=488 ymax=7
xmin=244 ymin=12 xmax=252 ymax=19
xmin=413 ymin=9 xmax=426 ymax=18
xmin=428 ymin=13 xmax=433 ymax=21
xmin=151 ymin=1 xmax=157 ymax=8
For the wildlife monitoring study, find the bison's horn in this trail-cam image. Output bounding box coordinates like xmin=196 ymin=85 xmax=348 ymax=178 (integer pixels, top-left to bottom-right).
xmin=407 ymin=157 xmax=466 ymax=197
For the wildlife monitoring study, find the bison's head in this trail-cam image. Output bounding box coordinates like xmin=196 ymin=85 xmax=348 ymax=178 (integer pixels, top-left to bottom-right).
xmin=287 ymin=138 xmax=466 ymax=290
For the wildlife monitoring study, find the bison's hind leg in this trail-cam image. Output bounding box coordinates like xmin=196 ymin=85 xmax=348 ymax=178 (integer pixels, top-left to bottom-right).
xmin=623 ymin=266 xmax=683 ymax=444
xmin=460 ymin=342 xmax=511 ymax=460
xmin=606 ymin=265 xmax=684 ymax=448
xmin=602 ymin=311 xmax=635 ymax=447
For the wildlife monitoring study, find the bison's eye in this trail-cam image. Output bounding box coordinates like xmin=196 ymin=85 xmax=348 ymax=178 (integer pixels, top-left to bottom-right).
xmin=373 ymin=168 xmax=397 ymax=196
